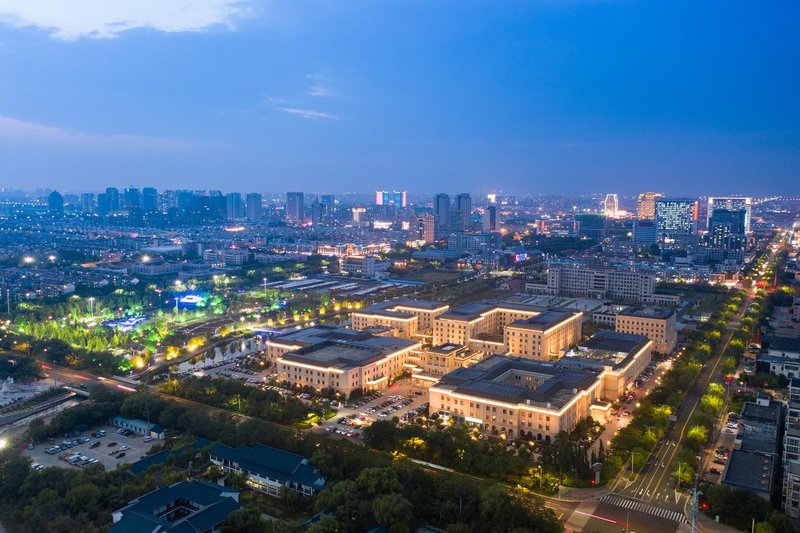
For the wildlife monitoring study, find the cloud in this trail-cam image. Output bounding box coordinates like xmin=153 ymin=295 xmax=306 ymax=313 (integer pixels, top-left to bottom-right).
xmin=0 ymin=114 xmax=219 ymax=150
xmin=306 ymin=74 xmax=333 ymax=98
xmin=279 ymin=108 xmax=339 ymax=120
xmin=0 ymin=0 xmax=254 ymax=40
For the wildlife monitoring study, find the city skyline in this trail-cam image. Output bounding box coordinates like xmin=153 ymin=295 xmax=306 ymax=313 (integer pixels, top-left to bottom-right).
xmin=1 ymin=1 xmax=799 ymax=195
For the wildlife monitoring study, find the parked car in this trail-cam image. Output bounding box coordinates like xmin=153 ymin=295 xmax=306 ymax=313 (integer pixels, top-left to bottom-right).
xmin=107 ymin=441 xmax=118 ymax=447
xmin=710 ymin=468 xmax=721 ymax=475
xmin=89 ymin=442 xmax=101 ymax=449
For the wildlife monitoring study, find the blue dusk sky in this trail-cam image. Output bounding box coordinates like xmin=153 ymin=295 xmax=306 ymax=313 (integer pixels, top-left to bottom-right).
xmin=0 ymin=1 xmax=798 ymax=196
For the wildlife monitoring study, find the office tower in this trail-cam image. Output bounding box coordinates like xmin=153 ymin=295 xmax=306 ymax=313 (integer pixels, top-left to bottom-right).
xmin=142 ymin=187 xmax=158 ymax=212
xmin=352 ymin=206 xmax=366 ymax=223
xmin=177 ymin=190 xmax=194 ymax=212
xmin=708 ymin=209 xmax=747 ymax=251
xmin=320 ymin=194 xmax=335 ymax=220
xmin=80 ymin=193 xmax=96 ymax=214
xmin=226 ymin=192 xmax=243 ymax=221
xmin=123 ymin=187 xmax=141 ymax=209
xmin=105 ymin=187 xmax=120 ymax=212
xmin=455 ymin=193 xmax=472 ymax=231
xmin=637 ymin=192 xmax=663 ymax=220
xmin=245 ymin=193 xmax=262 ymax=222
xmin=707 ymin=197 xmax=752 ymax=233
xmin=286 ymin=192 xmax=304 ymax=225
xmin=603 ymin=194 xmax=618 ymax=218
xmin=482 ymin=206 xmax=497 ymax=231
xmin=48 ymin=190 xmax=64 ymax=215
xmin=655 ymin=198 xmax=697 ymax=240
xmin=632 ymin=219 xmax=658 ymax=244
xmin=418 ymin=214 xmax=436 ymax=243
xmin=375 ymin=191 xmax=407 ymax=208
xmin=311 ymin=200 xmax=323 ymax=226
xmin=97 ymin=193 xmax=109 ymax=215
xmin=574 ymin=213 xmax=607 ymax=240
xmin=487 ymin=193 xmax=497 ymax=204
xmin=434 ymin=193 xmax=451 ymax=233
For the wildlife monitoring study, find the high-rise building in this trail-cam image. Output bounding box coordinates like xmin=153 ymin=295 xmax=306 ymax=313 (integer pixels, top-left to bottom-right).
xmin=311 ymin=200 xmax=323 ymax=226
xmin=80 ymin=193 xmax=96 ymax=214
xmin=375 ymin=191 xmax=407 ymax=208
xmin=455 ymin=193 xmax=472 ymax=231
xmin=482 ymin=206 xmax=497 ymax=231
xmin=637 ymin=192 xmax=663 ymax=220
xmin=434 ymin=193 xmax=451 ymax=233
xmin=142 ymin=187 xmax=158 ymax=212
xmin=123 ymin=188 xmax=141 ymax=209
xmin=105 ymin=187 xmax=120 ymax=212
xmin=286 ymin=192 xmax=304 ymax=225
xmin=707 ymin=197 xmax=752 ymax=233
xmin=708 ymin=209 xmax=747 ymax=251
xmin=48 ymin=190 xmax=64 ymax=215
xmin=320 ymin=194 xmax=335 ymax=221
xmin=574 ymin=213 xmax=607 ymax=240
xmin=226 ymin=192 xmax=243 ymax=221
xmin=246 ymin=193 xmax=262 ymax=222
xmin=655 ymin=198 xmax=697 ymax=241
xmin=487 ymin=193 xmax=497 ymax=204
xmin=603 ymin=194 xmax=619 ymax=218
xmin=632 ymin=219 xmax=658 ymax=244
xmin=418 ymin=214 xmax=436 ymax=243
xmin=352 ymin=206 xmax=366 ymax=223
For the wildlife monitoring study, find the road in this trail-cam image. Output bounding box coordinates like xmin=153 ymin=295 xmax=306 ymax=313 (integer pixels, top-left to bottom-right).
xmin=582 ymin=293 xmax=748 ymax=533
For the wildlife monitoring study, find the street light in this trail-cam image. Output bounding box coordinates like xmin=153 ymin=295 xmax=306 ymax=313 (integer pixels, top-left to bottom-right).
xmin=88 ymin=297 xmax=95 ymax=319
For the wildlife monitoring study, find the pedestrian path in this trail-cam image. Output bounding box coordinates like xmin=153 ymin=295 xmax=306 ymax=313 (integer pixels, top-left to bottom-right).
xmin=601 ymin=494 xmax=687 ymax=523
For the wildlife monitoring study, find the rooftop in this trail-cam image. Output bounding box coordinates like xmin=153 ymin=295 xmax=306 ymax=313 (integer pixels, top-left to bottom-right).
xmin=721 ymin=450 xmax=775 ymax=496
xmin=507 ymin=308 xmax=582 ymax=331
xmin=210 ymin=443 xmax=325 ymax=490
xmin=434 ymin=354 xmax=598 ymax=410
xmin=742 ymin=400 xmax=781 ymax=425
xmin=618 ymin=305 xmax=675 ymax=320
xmin=111 ymin=480 xmax=239 ymax=533
xmin=766 ymin=335 xmax=800 ymax=354
xmin=438 ymin=300 xmax=542 ymax=322
xmin=562 ymin=331 xmax=650 ymax=370
xmin=278 ymin=325 xmax=420 ymax=370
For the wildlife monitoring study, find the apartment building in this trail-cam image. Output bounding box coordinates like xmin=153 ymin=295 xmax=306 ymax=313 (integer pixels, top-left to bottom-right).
xmin=351 ymin=299 xmax=449 ymax=338
xmin=615 ymin=306 xmax=677 ymax=354
xmin=432 ymin=300 xmax=582 ymax=359
xmin=274 ymin=325 xmax=421 ymax=395
xmin=429 ymin=331 xmax=652 ymax=439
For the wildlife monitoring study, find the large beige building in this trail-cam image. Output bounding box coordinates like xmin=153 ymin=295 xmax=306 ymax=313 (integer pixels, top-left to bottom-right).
xmin=432 ymin=301 xmax=582 ymax=359
xmin=429 ymin=331 xmax=651 ymax=440
xmin=615 ymin=306 xmax=677 ymax=354
xmin=273 ymin=326 xmax=421 ymax=396
xmin=637 ymin=192 xmax=664 ymax=220
xmin=352 ymin=300 xmax=450 ymax=339
xmin=407 ymin=344 xmax=485 ymax=387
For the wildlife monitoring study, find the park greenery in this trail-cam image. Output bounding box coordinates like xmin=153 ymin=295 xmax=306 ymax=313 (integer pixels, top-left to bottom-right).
xmin=5 ymin=385 xmax=563 ymax=532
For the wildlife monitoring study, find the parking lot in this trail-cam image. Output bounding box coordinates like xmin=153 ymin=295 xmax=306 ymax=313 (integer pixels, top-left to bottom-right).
xmin=314 ymin=379 xmax=430 ymax=440
xmin=24 ymin=424 xmax=159 ymax=472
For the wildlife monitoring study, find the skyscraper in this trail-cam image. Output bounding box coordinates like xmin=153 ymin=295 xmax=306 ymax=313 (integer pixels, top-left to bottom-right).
xmin=105 ymin=187 xmax=120 ymax=212
xmin=637 ymin=192 xmax=663 ymax=220
xmin=418 ymin=214 xmax=436 ymax=243
xmin=655 ymin=198 xmax=698 ymax=241
xmin=246 ymin=193 xmax=262 ymax=222
xmin=48 ymin=190 xmax=64 ymax=215
xmin=708 ymin=209 xmax=747 ymax=251
xmin=375 ymin=191 xmax=407 ymax=208
xmin=707 ymin=197 xmax=752 ymax=233
xmin=226 ymin=192 xmax=243 ymax=221
xmin=311 ymin=200 xmax=323 ymax=226
xmin=434 ymin=193 xmax=451 ymax=233
xmin=142 ymin=187 xmax=158 ymax=212
xmin=482 ymin=206 xmax=497 ymax=231
xmin=123 ymin=187 xmax=141 ymax=209
xmin=320 ymin=194 xmax=335 ymax=221
xmin=455 ymin=193 xmax=472 ymax=231
xmin=574 ymin=213 xmax=607 ymax=240
xmin=80 ymin=193 xmax=96 ymax=214
xmin=286 ymin=192 xmax=304 ymax=225
xmin=603 ymin=194 xmax=618 ymax=218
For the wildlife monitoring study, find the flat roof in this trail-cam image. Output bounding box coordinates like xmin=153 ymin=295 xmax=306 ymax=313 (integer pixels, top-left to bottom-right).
xmin=766 ymin=336 xmax=800 ymax=353
xmin=618 ymin=306 xmax=675 ymax=320
xmin=434 ymin=354 xmax=598 ymax=410
xmin=278 ymin=326 xmax=419 ymax=370
xmin=742 ymin=401 xmax=781 ymax=425
xmin=561 ymin=331 xmax=649 ymax=371
xmin=507 ymin=308 xmax=581 ymax=331
xmin=438 ymin=300 xmax=542 ymax=321
xmin=722 ymin=450 xmax=775 ymax=495
xmin=356 ymin=299 xmax=447 ymax=318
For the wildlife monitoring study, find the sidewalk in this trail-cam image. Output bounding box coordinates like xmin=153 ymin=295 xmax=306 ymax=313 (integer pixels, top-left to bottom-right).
xmin=543 ymin=485 xmax=611 ymax=502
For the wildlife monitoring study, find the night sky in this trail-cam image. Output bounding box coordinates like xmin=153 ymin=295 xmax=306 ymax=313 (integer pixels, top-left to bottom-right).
xmin=0 ymin=1 xmax=798 ymax=195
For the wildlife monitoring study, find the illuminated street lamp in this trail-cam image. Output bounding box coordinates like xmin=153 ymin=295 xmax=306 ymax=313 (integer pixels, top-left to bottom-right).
xmin=88 ymin=297 xmax=95 ymax=319
xmin=22 ymin=256 xmax=34 ymax=264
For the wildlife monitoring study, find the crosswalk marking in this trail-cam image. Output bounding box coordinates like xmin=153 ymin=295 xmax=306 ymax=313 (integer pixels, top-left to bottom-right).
xmin=601 ymin=494 xmax=688 ymax=523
